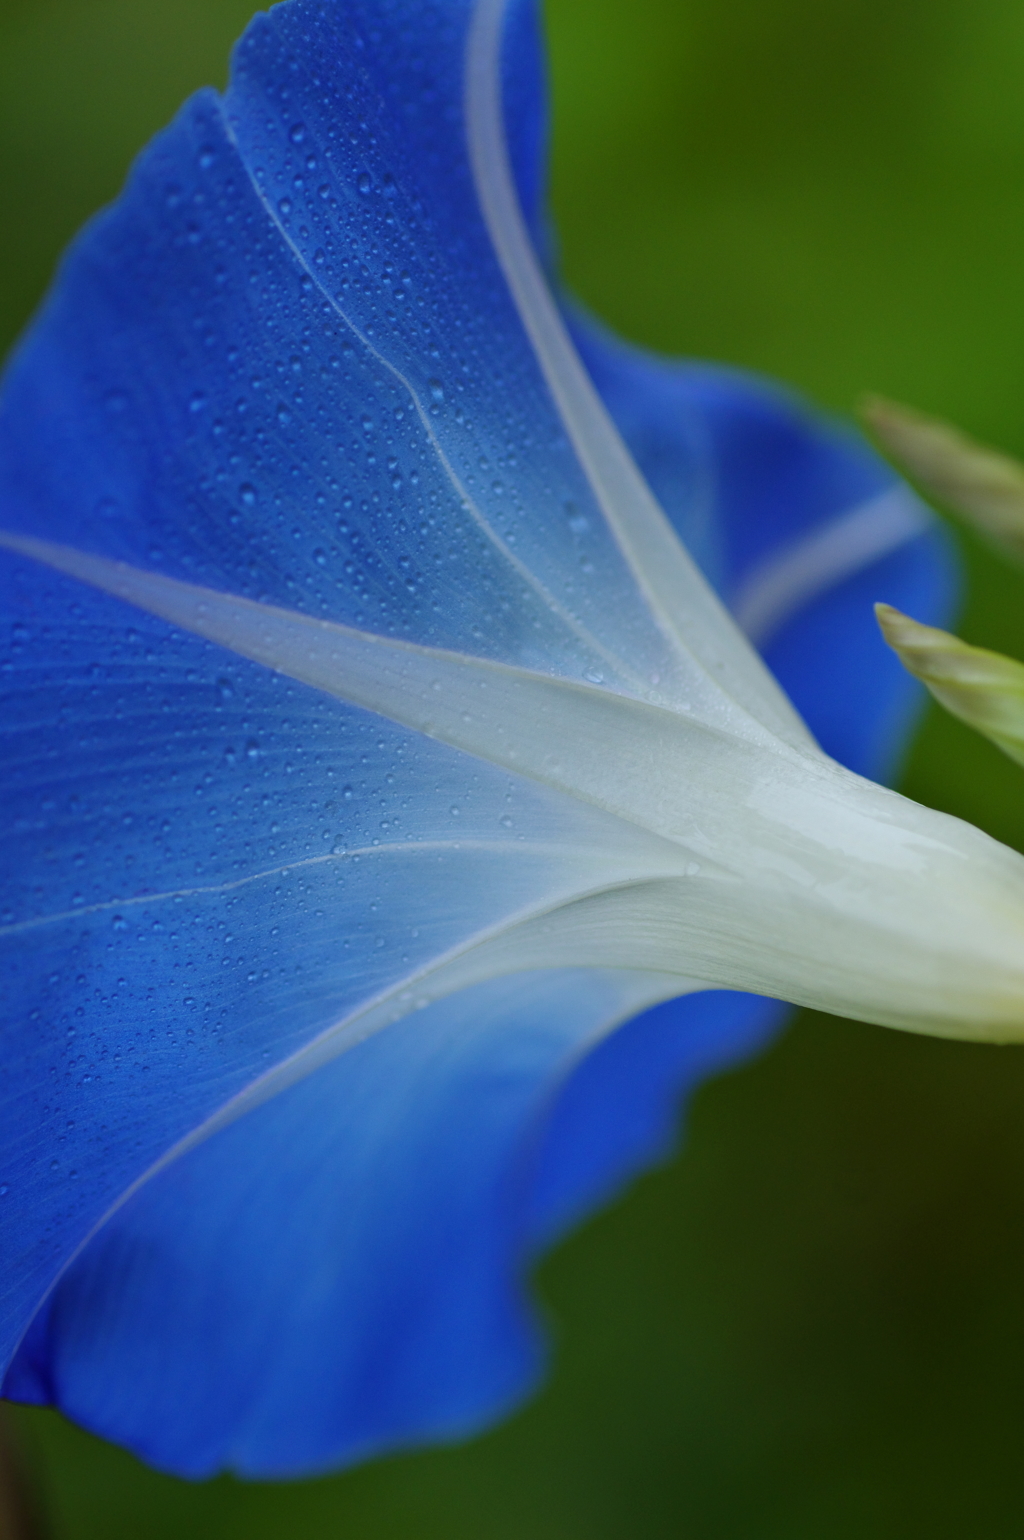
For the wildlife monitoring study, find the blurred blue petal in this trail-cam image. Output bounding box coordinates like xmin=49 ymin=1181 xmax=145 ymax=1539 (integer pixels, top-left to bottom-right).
xmin=572 ymin=324 xmax=957 ymax=778
xmin=0 ymin=0 xmax=955 ymax=1476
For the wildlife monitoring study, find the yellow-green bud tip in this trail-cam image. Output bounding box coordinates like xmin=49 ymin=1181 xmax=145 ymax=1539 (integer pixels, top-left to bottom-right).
xmin=875 ymin=601 xmax=1024 ymax=769
xmin=861 ymin=394 xmax=1024 ymax=566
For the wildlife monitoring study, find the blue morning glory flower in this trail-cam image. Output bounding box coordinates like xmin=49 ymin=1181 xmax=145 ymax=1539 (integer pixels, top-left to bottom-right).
xmin=2 ymin=0 xmax=1023 ymax=1481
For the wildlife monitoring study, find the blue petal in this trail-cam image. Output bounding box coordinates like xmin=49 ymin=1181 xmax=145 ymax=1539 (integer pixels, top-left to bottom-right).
xmin=0 ymin=0 xmax=957 ymax=1478
xmin=572 ymin=321 xmax=958 ymax=778
xmin=5 ymin=969 xmax=694 ymax=1478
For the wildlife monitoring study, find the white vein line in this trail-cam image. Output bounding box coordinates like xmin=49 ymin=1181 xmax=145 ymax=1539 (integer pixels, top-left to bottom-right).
xmin=732 ymin=486 xmax=932 ymax=648
xmin=0 ymin=531 xmax=801 ymax=826
xmin=0 ymin=839 xmax=591 ymax=940
xmin=214 ymin=101 xmax=653 ymax=701
xmin=464 ymin=0 xmax=814 ymax=751
xmin=1 ymin=871 xmax=690 ymax=1370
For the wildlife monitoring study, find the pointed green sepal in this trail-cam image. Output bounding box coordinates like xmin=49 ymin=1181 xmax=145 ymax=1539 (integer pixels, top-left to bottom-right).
xmin=862 ymin=395 xmax=1024 ymax=566
xmin=876 ymin=602 xmax=1024 ymax=768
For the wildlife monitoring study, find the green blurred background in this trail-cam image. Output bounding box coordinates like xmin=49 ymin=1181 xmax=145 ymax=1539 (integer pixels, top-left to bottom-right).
xmin=4 ymin=0 xmax=1024 ymax=1534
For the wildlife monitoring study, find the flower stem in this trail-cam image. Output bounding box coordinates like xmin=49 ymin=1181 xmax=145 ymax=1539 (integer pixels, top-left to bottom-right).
xmin=0 ymin=1411 xmax=47 ymax=1540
